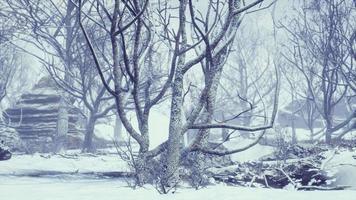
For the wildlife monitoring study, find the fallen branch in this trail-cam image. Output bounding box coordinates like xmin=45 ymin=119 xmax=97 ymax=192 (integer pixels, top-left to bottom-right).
xmin=296 ymin=185 xmax=351 ymax=191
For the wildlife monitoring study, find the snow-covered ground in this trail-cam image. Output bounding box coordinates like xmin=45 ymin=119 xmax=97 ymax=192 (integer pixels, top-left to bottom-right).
xmin=0 ymin=176 xmax=355 ymax=200
xmin=322 ymin=149 xmax=356 ymax=190
xmin=0 ymin=152 xmax=129 ymax=175
xmin=224 ymin=139 xmax=275 ymax=163
xmin=1 ymin=146 xmax=356 ymax=200
xmin=0 ymin=140 xmax=274 ymax=176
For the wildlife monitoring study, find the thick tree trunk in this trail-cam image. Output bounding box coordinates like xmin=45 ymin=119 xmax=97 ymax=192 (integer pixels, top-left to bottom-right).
xmin=53 ymin=0 xmax=75 ymax=153
xmin=82 ymin=116 xmax=96 ymax=153
xmin=325 ymin=115 xmax=333 ymax=144
xmin=325 ymin=126 xmax=332 ymax=145
xmin=134 ymin=153 xmax=149 ymax=186
xmin=196 ymin=67 xmax=222 ymax=145
xmin=161 ymin=0 xmax=187 ymax=190
xmin=189 ymin=67 xmax=222 ymax=187
xmin=54 ymin=97 xmax=68 ymax=153
xmin=163 ymin=72 xmax=184 ymax=189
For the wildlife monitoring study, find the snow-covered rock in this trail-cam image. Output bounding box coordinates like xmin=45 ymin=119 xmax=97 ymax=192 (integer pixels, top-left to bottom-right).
xmin=2 ymin=77 xmax=83 ymax=153
xmin=0 ymin=121 xmax=22 ymax=151
xmin=322 ymin=149 xmax=356 ymax=190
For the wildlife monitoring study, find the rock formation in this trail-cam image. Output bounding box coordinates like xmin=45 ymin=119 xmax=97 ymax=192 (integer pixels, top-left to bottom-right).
xmin=2 ymin=77 xmax=83 ymax=153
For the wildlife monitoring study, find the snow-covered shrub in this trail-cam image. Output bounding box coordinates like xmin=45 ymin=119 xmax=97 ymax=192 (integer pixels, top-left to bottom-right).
xmin=273 ymin=126 xmax=294 ymax=162
xmin=181 ymin=142 xmax=233 ymax=189
xmin=0 ymin=122 xmax=23 ymax=151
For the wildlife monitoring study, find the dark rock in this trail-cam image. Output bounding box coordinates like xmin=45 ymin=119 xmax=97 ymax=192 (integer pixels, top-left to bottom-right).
xmin=0 ymin=149 xmax=11 ymax=161
xmin=0 ymin=141 xmax=12 ymax=161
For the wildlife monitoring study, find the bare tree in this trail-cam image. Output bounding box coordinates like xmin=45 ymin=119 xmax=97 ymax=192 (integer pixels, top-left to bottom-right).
xmin=280 ymin=61 xmax=323 ymax=142
xmin=0 ymin=50 xmax=17 ymax=105
xmin=0 ymin=12 xmax=19 ymax=107
xmin=280 ymin=0 xmax=355 ymax=144
xmin=214 ymin=28 xmax=276 ymax=140
xmin=1 ymin=0 xmax=122 ymax=152
xmin=78 ymin=0 xmax=279 ymax=190
xmin=2 ymin=0 xmax=82 ymax=152
xmin=44 ymin=21 xmax=118 ymax=153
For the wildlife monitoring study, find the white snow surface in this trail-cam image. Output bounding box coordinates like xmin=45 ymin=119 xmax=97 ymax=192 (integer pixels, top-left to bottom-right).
xmin=224 ymin=139 xmax=274 ymax=163
xmin=0 ymin=131 xmax=355 ymax=200
xmin=0 ymin=177 xmax=355 ymax=200
xmin=0 ymin=153 xmax=129 ymax=175
xmin=0 ymin=148 xmax=355 ymax=200
xmin=322 ymin=149 xmax=356 ymax=190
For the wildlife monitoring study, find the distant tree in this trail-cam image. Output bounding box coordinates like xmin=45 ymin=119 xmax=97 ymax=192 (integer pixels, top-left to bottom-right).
xmin=0 ymin=13 xmax=18 ymax=106
xmin=280 ymin=60 xmax=322 ymax=142
xmin=1 ymin=0 xmax=123 ymax=152
xmin=280 ymin=0 xmax=355 ymax=144
xmin=45 ymin=24 xmax=117 ymax=153
xmin=215 ymin=27 xmax=276 ymax=140
xmin=2 ymin=0 xmax=79 ymax=152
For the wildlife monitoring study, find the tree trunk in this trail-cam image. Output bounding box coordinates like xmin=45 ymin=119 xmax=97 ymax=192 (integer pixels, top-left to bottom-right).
xmin=163 ymin=72 xmax=184 ymax=189
xmin=82 ymin=116 xmax=96 ymax=153
xmin=220 ymin=113 xmax=229 ymax=141
xmin=53 ymin=0 xmax=75 ymax=153
xmin=135 ymin=153 xmax=149 ymax=186
xmin=114 ymin=112 xmax=123 ymax=144
xmin=325 ymin=126 xmax=332 ymax=145
xmin=161 ymin=0 xmax=187 ymax=190
xmin=325 ymin=115 xmax=333 ymax=144
xmin=54 ymin=97 xmax=68 ymax=153
xmin=291 ymin=90 xmax=297 ymax=144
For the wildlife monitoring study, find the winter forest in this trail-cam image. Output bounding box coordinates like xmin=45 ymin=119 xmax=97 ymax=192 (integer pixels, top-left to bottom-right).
xmin=0 ymin=0 xmax=355 ymax=199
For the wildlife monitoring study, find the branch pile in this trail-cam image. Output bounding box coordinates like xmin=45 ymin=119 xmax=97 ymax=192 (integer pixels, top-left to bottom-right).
xmin=208 ymin=145 xmax=349 ymax=190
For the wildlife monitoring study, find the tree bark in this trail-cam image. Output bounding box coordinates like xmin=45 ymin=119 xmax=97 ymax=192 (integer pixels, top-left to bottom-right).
xmin=161 ymin=0 xmax=187 ymax=190
xmin=82 ymin=116 xmax=96 ymax=153
xmin=114 ymin=112 xmax=123 ymax=144
xmin=163 ymin=71 xmax=184 ymax=188
xmin=135 ymin=153 xmax=149 ymax=186
xmin=291 ymin=91 xmax=297 ymax=144
xmin=53 ymin=0 xmax=75 ymax=153
xmin=54 ymin=98 xmax=68 ymax=153
xmin=325 ymin=125 xmax=332 ymax=145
